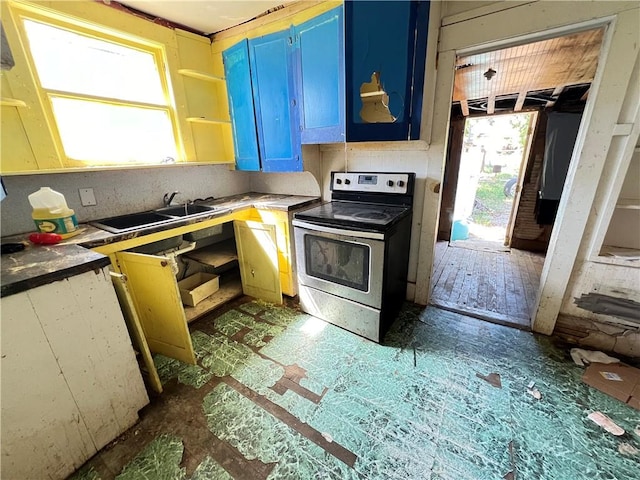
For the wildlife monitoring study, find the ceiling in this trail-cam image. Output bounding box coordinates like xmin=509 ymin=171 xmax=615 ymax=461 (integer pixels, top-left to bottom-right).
xmin=118 ymin=0 xmax=292 ymax=35
xmin=453 ymin=28 xmax=605 ymax=116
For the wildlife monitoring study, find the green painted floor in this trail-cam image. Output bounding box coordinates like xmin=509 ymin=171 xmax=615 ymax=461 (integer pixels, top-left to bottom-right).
xmin=71 ymin=299 xmax=640 ymax=480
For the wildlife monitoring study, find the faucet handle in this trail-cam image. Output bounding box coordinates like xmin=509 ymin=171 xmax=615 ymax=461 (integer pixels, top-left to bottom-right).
xmin=163 ymin=191 xmax=180 ymax=206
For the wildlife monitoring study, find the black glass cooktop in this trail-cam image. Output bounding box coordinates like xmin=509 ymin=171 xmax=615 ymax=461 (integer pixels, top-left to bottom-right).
xmin=294 ymin=201 xmax=411 ymax=232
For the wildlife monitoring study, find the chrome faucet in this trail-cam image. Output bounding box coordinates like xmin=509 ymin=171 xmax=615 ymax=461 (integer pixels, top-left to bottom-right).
xmin=163 ymin=191 xmax=180 ymax=207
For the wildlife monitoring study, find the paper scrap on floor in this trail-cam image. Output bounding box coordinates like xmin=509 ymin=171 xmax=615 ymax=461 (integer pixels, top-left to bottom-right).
xmin=570 ymin=348 xmax=619 ymax=366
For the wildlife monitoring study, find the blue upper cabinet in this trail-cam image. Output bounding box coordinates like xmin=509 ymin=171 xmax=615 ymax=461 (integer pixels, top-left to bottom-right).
xmin=222 ymin=32 xmax=301 ymax=172
xmin=294 ymin=7 xmax=345 ymax=144
xmin=248 ymin=29 xmax=302 ymax=172
xmin=345 ymin=1 xmax=429 ymax=142
xmin=222 ymin=39 xmax=260 ymax=171
xmin=221 ymin=2 xmax=429 ymax=169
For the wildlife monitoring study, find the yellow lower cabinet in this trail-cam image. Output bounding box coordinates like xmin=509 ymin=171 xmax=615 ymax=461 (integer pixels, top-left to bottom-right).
xmin=115 ymin=251 xmax=197 ymax=365
xmin=234 ymin=220 xmax=283 ymax=304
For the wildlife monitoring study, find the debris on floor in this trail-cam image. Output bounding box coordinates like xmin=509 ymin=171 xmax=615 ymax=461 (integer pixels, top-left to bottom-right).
xmin=476 ymin=371 xmax=502 ymax=388
xmin=587 ymin=411 xmax=625 ymax=436
xmin=321 ymin=432 xmax=334 ymax=443
xmin=582 ymin=362 xmax=640 ymax=409
xmin=527 ymin=387 xmax=542 ymax=400
xmin=570 ymin=348 xmax=620 ymax=366
xmin=618 ymin=443 xmax=639 ymax=456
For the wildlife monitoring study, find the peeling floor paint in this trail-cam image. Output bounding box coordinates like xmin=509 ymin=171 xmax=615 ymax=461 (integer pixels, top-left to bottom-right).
xmin=69 ymin=300 xmax=640 ymax=479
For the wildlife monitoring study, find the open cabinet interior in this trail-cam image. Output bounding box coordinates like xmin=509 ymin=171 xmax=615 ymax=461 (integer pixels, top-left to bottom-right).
xmin=600 ymin=145 xmax=640 ymax=257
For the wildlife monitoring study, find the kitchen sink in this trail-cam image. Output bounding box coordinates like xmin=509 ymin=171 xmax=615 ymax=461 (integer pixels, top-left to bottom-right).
xmin=90 ymin=211 xmax=175 ymax=233
xmin=90 ymin=204 xmax=225 ymax=234
xmin=154 ymin=204 xmax=215 ymax=217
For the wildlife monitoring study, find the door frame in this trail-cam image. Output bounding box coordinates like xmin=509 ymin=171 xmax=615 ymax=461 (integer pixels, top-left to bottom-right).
xmin=414 ymin=2 xmax=639 ymax=335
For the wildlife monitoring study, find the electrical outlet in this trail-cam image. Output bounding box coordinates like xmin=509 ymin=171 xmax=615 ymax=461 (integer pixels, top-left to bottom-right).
xmin=79 ymin=188 xmax=97 ymax=206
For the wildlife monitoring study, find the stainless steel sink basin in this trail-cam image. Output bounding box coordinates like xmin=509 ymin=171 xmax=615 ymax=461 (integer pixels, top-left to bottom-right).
xmin=155 ymin=204 xmax=215 ymax=217
xmin=90 ymin=204 xmax=225 ymax=233
xmin=90 ymin=211 xmax=175 ymax=233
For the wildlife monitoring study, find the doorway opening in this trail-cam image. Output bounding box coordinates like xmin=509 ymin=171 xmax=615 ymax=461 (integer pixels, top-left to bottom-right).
xmin=450 ymin=112 xmax=536 ymax=250
xmin=430 ymin=27 xmax=605 ymax=330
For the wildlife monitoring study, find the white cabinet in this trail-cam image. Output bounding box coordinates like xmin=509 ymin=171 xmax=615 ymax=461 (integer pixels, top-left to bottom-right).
xmin=1 ymin=267 xmax=148 ymax=480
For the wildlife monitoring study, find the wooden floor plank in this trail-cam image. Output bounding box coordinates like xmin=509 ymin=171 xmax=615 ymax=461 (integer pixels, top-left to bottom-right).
xmin=513 ymin=250 xmax=536 ymax=316
xmin=493 ymin=251 xmax=507 ymax=314
xmin=485 ymin=251 xmax=501 ymax=313
xmin=444 ymin=246 xmax=471 ymax=305
xmin=461 ymin=246 xmax=482 ymax=310
xmin=430 ymin=242 xmax=452 ymax=296
xmin=473 ymin=251 xmax=489 ymax=311
xmin=430 ymin=242 xmax=544 ymax=329
xmin=440 ymin=247 xmax=462 ymax=299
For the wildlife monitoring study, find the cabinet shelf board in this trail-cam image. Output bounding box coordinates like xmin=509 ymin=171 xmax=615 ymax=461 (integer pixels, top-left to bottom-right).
xmin=186 ymin=117 xmax=231 ymax=125
xmin=615 ymin=199 xmax=640 ymax=209
xmin=593 ymin=245 xmax=640 ymax=268
xmin=183 ymin=240 xmax=237 ymax=268
xmin=178 ymin=69 xmax=224 ymax=82
xmin=184 ymin=276 xmax=243 ymax=323
xmin=0 ymin=98 xmax=27 ymax=107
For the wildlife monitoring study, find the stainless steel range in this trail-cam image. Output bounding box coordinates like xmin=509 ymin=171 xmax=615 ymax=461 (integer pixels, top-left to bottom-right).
xmin=292 ymin=172 xmax=415 ymax=342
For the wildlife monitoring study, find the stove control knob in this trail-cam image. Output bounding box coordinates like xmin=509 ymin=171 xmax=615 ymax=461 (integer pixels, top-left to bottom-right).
xmin=387 ymin=180 xmax=394 ymax=187
xmin=345 ymin=179 xmax=351 ymax=185
xmin=336 ymin=179 xmax=342 ymax=185
xmin=398 ymin=180 xmax=405 ymax=187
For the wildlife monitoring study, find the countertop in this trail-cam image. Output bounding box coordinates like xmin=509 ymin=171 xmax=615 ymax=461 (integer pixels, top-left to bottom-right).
xmin=1 ymin=193 xmax=319 ymax=298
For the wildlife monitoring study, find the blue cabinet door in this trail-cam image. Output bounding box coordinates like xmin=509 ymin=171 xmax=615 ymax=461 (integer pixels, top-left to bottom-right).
xmin=295 ymin=6 xmax=345 ymax=144
xmin=249 ymin=30 xmax=302 ymax=172
xmin=223 ymin=39 xmax=260 ymax=171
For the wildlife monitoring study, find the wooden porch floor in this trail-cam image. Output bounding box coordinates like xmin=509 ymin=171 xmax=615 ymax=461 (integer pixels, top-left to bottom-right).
xmin=430 ymin=241 xmax=545 ymax=330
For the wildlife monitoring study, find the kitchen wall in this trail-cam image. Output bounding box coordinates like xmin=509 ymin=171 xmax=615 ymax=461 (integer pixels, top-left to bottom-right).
xmin=1 ymin=165 xmax=250 ymax=236
xmin=248 ymin=145 xmax=322 ymax=197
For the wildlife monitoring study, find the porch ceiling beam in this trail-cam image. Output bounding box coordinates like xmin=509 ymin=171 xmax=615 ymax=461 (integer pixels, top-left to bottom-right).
xmin=546 ymin=85 xmax=565 ymax=108
xmin=515 ymin=91 xmax=527 ymax=111
xmin=487 ymin=95 xmax=496 ymax=114
xmin=460 ymin=99 xmax=470 ymax=116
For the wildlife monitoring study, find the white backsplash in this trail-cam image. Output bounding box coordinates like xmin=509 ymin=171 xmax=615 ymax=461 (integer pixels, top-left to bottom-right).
xmin=1 ymin=164 xmax=251 ymax=236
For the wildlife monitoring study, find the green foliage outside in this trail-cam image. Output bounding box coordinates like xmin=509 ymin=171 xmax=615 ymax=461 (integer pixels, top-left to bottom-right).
xmin=471 ymin=173 xmax=514 ymax=226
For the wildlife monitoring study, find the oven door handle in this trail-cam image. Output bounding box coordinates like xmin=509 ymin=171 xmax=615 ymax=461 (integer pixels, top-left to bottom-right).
xmin=292 ymin=219 xmax=385 ymax=240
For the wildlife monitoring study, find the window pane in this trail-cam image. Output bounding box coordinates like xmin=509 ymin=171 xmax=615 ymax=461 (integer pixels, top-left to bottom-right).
xmin=24 ymin=20 xmax=165 ymax=105
xmin=51 ymin=97 xmax=177 ymax=164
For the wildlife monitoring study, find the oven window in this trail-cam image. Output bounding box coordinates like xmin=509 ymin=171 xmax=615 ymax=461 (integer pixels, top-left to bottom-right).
xmin=304 ymin=235 xmax=370 ymax=291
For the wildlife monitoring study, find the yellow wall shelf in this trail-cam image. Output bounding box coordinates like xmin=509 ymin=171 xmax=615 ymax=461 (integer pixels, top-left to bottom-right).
xmin=0 ymin=98 xmax=27 ymax=107
xmin=178 ymin=69 xmax=224 ymax=83
xmin=186 ymin=117 xmax=230 ymax=125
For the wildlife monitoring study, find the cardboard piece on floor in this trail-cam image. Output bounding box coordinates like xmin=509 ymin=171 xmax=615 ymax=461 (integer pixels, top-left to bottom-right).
xmin=582 ymin=362 xmax=640 ymax=410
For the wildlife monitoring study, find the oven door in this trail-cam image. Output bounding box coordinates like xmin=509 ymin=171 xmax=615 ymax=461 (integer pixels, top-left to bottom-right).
xmin=293 ymin=219 xmax=385 ymax=309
